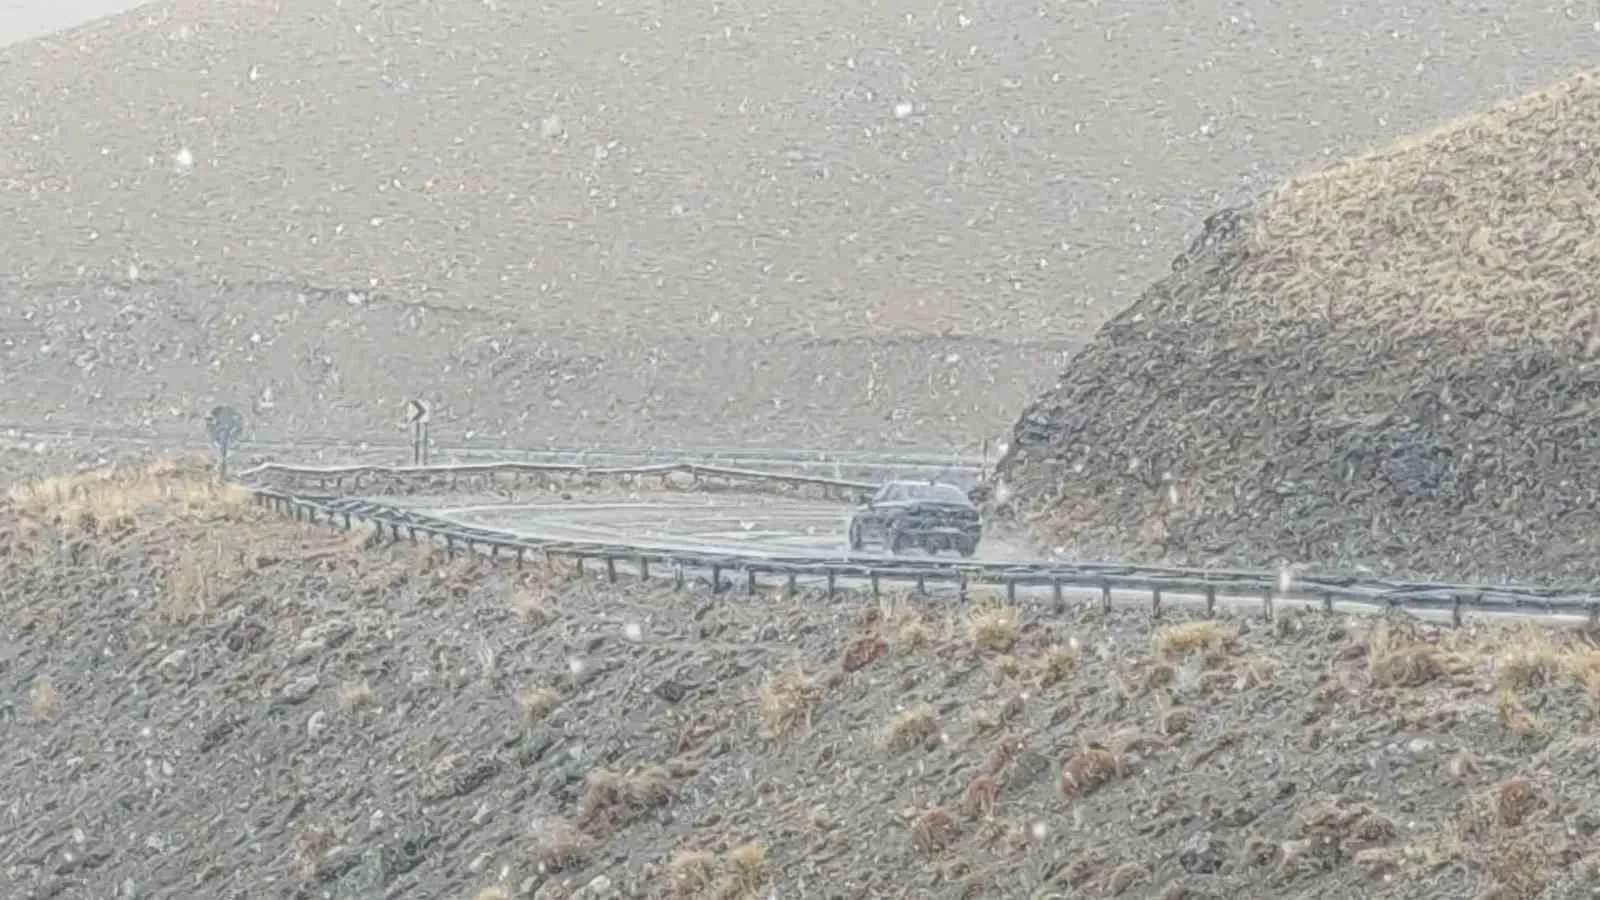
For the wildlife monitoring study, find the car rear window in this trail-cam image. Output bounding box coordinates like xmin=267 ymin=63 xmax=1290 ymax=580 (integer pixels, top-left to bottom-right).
xmin=906 ymin=484 xmax=969 ymax=504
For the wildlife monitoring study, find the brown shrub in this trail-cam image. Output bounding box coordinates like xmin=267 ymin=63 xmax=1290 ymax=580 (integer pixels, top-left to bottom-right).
xmin=532 ymin=818 xmax=590 ymax=872
xmin=666 ymin=848 xmax=716 ymax=896
xmin=841 ymin=634 xmax=888 ymax=672
xmin=909 ymin=806 xmax=962 ymax=854
xmin=516 ymin=685 xmax=563 ymax=725
xmin=1057 ymin=748 xmax=1127 ymax=800
xmin=1151 ymin=620 xmax=1234 ymax=661
xmin=757 ymin=664 xmax=822 ymax=739
xmin=714 ymin=842 xmax=768 ymax=899
xmin=880 ymin=704 xmax=939 ymax=752
xmin=962 ymin=774 xmax=1000 ymax=818
xmin=968 ymin=603 xmax=1017 ymax=652
xmin=576 ymin=765 xmax=676 ymax=828
xmin=1034 ymin=645 xmax=1077 ymax=686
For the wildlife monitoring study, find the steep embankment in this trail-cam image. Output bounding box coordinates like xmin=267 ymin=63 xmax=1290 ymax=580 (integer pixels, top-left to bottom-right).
xmin=6 ymin=463 xmax=1600 ymax=898
xmin=991 ymin=70 xmax=1600 ymax=583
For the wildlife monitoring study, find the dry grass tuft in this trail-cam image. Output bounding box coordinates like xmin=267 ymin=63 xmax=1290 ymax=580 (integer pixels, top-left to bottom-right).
xmin=715 ymin=842 xmax=768 ymax=899
xmin=1496 ymin=688 xmax=1542 ymax=738
xmin=1494 ymin=626 xmax=1567 ymax=690
xmin=880 ymin=703 xmax=939 ymax=752
xmin=1033 ymin=644 xmax=1077 ymax=686
xmin=840 ymin=633 xmax=888 ymax=672
xmin=908 ymin=806 xmax=961 ymax=854
xmin=28 ymin=677 xmax=60 ymax=720
xmin=532 ymin=818 xmax=591 ymax=872
xmin=968 ymin=602 xmax=1017 ymax=652
xmin=962 ymin=773 xmax=1000 ymax=817
xmin=991 ymin=653 xmax=1022 ymax=681
xmin=515 ymin=685 xmax=563 ymax=725
xmin=1567 ymin=650 xmax=1600 ymax=715
xmin=757 ymin=664 xmax=823 ymax=739
xmin=1488 ymin=777 xmax=1544 ymax=829
xmin=507 ymin=588 xmax=552 ymax=628
xmin=1151 ymin=619 xmax=1234 ymax=661
xmin=576 ymin=765 xmax=676 ymax=828
xmin=1366 ymin=621 xmax=1471 ymax=688
xmin=158 ymin=547 xmax=219 ymax=625
xmin=1058 ymin=747 xmax=1128 ymax=801
xmin=7 ymin=462 xmax=249 ymax=535
xmin=666 ymin=849 xmax=716 ymax=896
xmin=337 ymin=679 xmax=376 ymax=713
xmin=470 ymin=888 xmax=510 ymax=900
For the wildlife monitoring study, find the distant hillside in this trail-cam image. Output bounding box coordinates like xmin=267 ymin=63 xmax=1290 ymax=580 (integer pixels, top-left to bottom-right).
xmin=3 ymin=0 xmax=1599 ymax=449
xmin=991 ymin=69 xmax=1600 ymax=583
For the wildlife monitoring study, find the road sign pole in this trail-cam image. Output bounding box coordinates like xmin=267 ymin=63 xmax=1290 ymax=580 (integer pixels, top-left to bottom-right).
xmin=204 ymin=405 xmax=245 ymax=482
xmin=404 ymin=398 xmax=431 ymax=466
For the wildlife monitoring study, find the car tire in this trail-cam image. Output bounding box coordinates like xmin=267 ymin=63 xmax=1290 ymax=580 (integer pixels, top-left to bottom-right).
xmin=889 ymin=530 xmax=911 ymax=554
xmin=956 ymin=539 xmax=977 ymax=558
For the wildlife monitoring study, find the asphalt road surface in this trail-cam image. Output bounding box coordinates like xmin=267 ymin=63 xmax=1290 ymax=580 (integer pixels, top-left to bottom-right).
xmin=414 ymin=491 xmax=1038 ymax=562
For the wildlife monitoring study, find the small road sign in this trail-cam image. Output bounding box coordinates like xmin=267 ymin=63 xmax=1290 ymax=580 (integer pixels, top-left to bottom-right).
xmin=405 ymin=399 xmax=430 ymax=425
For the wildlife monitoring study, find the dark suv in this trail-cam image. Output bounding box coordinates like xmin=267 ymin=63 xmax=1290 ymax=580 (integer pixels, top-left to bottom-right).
xmin=847 ymin=480 xmax=982 ymax=556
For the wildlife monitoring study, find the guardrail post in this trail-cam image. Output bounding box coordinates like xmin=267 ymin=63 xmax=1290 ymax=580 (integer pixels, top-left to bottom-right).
xmin=1451 ymin=594 xmax=1463 ymax=628
xmin=342 ymin=512 xmax=352 ymax=530
xmin=1100 ymin=582 xmax=1112 ymax=613
xmin=1052 ymin=578 xmax=1064 ymax=613
xmin=916 ymin=574 xmax=926 ymax=595
xmin=746 ymin=569 xmax=757 ymax=594
xmin=958 ymin=573 xmax=968 ymax=603
xmin=1322 ymin=591 xmax=1334 ymax=615
xmin=516 ymin=547 xmax=525 ymax=568
xmin=1151 ymin=588 xmax=1162 ymax=618
xmin=711 ymin=565 xmax=722 ymax=594
xmin=826 ymin=570 xmax=836 ymax=600
xmin=489 ymin=543 xmax=499 ymax=561
xmin=1006 ymin=579 xmax=1016 ymax=605
xmin=308 ymin=508 xmax=318 ymax=524
xmin=1261 ymin=588 xmax=1274 ymax=621
xmin=605 ymin=556 xmax=617 ymax=584
xmin=1205 ymin=585 xmax=1216 ymax=617
xmin=407 ymin=527 xmax=417 ymax=542
xmin=673 ymin=563 xmax=685 ymax=591
xmin=639 ymin=557 xmax=650 ymax=581
xmin=870 ymin=573 xmax=880 ymax=601
xmin=575 ymin=556 xmax=586 ymax=577
xmin=786 ymin=572 xmax=797 ymax=599
xmin=444 ymin=535 xmax=455 ymax=557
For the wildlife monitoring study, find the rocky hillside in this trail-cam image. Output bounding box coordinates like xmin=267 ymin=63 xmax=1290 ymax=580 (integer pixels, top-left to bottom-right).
xmin=6 ymin=462 xmax=1600 ymax=898
xmin=989 ymin=69 xmax=1600 ymax=584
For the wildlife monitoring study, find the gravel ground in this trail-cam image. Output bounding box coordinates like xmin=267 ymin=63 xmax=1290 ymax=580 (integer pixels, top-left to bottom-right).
xmin=6 ymin=465 xmax=1600 ymax=900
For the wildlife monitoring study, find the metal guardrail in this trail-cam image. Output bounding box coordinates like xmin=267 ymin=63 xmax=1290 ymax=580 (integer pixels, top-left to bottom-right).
xmin=245 ymin=484 xmax=1600 ymax=626
xmin=236 ymin=460 xmax=886 ymax=503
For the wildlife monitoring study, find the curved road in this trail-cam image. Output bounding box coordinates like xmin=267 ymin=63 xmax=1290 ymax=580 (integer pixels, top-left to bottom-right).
xmin=366 ymin=488 xmax=1595 ymax=629
xmin=408 ymin=491 xmax=1040 ymax=563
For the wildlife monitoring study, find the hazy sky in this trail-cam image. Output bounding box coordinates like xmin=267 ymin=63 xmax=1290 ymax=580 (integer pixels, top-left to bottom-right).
xmin=0 ymin=0 xmax=143 ymax=46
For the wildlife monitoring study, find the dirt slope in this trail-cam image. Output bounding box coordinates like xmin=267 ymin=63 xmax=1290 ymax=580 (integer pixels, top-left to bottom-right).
xmin=990 ymin=69 xmax=1600 ymax=584
xmin=4 ymin=1 xmax=1600 ymax=449
xmin=6 ymin=463 xmax=1600 ymax=899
